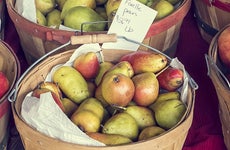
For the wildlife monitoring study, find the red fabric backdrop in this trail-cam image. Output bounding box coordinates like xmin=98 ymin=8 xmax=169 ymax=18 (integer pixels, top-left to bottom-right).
xmin=3 ymin=3 xmax=228 ymax=150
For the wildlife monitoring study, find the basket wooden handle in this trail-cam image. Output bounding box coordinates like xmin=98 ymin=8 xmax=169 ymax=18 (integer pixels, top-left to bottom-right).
xmin=70 ymin=33 xmax=117 ymax=45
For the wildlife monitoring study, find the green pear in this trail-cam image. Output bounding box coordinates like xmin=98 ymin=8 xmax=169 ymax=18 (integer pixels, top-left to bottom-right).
xmin=56 ymin=0 xmax=66 ymax=10
xmin=87 ymin=132 xmax=132 ymax=146
xmin=138 ymin=126 xmax=165 ymax=141
xmin=36 ymin=9 xmax=47 ymax=26
xmin=105 ymin=0 xmax=121 ymax=20
xmin=154 ymin=99 xmax=187 ymax=130
xmin=125 ymin=105 xmax=156 ymax=130
xmin=63 ymin=6 xmax=106 ymax=32
xmin=61 ymin=97 xmax=78 ymax=117
xmin=76 ymin=97 xmax=105 ymax=122
xmin=61 ymin=0 xmax=96 ymax=19
xmin=102 ymin=112 xmax=139 ymax=140
xmin=35 ymin=0 xmax=56 ymax=15
xmin=52 ymin=66 xmax=90 ymax=104
xmin=153 ymin=0 xmax=174 ymax=20
xmin=46 ymin=9 xmax=62 ymax=28
xmin=95 ymin=61 xmax=114 ymax=86
xmin=95 ymin=84 xmax=109 ymax=107
xmin=71 ymin=110 xmax=101 ymax=132
xmin=104 ymin=61 xmax=134 ymax=79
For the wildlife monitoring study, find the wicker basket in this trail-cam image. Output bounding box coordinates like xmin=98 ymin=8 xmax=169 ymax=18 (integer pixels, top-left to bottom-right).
xmin=206 ymin=24 xmax=230 ymax=150
xmin=0 ymin=41 xmax=20 ymax=150
xmin=6 ymin=0 xmax=191 ymax=65
xmin=8 ymin=34 xmax=197 ymax=150
xmin=194 ymin=0 xmax=230 ymax=43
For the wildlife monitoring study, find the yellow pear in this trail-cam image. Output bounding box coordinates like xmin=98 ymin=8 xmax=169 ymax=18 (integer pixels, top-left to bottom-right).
xmin=76 ymin=97 xmax=105 ymax=122
xmin=87 ymin=132 xmax=132 ymax=146
xmin=46 ymin=9 xmax=62 ymax=28
xmin=95 ymin=61 xmax=114 ymax=86
xmin=52 ymin=66 xmax=89 ymax=104
xmin=71 ymin=110 xmax=101 ymax=132
xmin=35 ymin=0 xmax=56 ymax=15
xmin=36 ymin=9 xmax=47 ymax=26
xmin=61 ymin=0 xmax=96 ymax=19
xmin=56 ymin=0 xmax=66 ymax=10
xmin=138 ymin=126 xmax=165 ymax=141
xmin=152 ymin=0 xmax=174 ymax=20
xmin=62 ymin=97 xmax=78 ymax=117
xmin=63 ymin=6 xmax=106 ymax=32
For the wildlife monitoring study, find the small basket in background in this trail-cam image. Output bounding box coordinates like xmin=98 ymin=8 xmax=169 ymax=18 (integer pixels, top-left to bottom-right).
xmin=194 ymin=0 xmax=230 ymax=43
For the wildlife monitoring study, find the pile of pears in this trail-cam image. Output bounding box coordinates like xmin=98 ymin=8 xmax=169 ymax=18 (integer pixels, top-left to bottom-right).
xmin=31 ymin=50 xmax=187 ymax=146
xmin=35 ymin=0 xmax=183 ymax=31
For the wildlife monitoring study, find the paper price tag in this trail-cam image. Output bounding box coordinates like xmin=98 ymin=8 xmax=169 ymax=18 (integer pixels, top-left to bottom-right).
xmin=102 ymin=0 xmax=157 ymax=51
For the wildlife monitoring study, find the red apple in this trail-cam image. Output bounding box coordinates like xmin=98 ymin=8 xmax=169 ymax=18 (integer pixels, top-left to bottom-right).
xmin=157 ymin=67 xmax=184 ymax=91
xmin=218 ymin=26 xmax=230 ymax=68
xmin=73 ymin=52 xmax=100 ymax=79
xmin=0 ymin=71 xmax=10 ymax=99
xmin=32 ymin=88 xmax=65 ymax=112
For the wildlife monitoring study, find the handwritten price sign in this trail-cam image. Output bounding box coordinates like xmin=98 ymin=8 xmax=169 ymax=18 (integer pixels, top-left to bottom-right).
xmin=102 ymin=0 xmax=157 ymax=51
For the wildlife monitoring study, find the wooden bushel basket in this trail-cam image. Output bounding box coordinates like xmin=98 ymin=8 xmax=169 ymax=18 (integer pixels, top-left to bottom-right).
xmin=8 ymin=34 xmax=197 ymax=150
xmin=194 ymin=0 xmax=230 ymax=43
xmin=0 ymin=0 xmax=5 ymax=39
xmin=6 ymin=0 xmax=191 ymax=65
xmin=0 ymin=41 xmax=20 ymax=150
xmin=206 ymin=24 xmax=230 ymax=150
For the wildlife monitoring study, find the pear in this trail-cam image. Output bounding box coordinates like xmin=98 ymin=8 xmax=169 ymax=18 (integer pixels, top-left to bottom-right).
xmin=95 ymin=61 xmax=114 ymax=86
xmin=105 ymin=0 xmax=121 ymax=21
xmin=36 ymin=9 xmax=47 ymax=26
xmin=138 ymin=126 xmax=165 ymax=141
xmin=61 ymin=0 xmax=96 ymax=19
xmin=39 ymin=81 xmax=63 ymax=100
xmin=154 ymin=99 xmax=187 ymax=130
xmin=95 ymin=6 xmax=108 ymax=20
xmin=52 ymin=66 xmax=89 ymax=104
xmin=152 ymin=0 xmax=174 ymax=20
xmin=63 ymin=6 xmax=106 ymax=32
xmin=75 ymin=97 xmax=105 ymax=122
xmin=46 ymin=9 xmax=62 ymax=28
xmin=132 ymin=72 xmax=159 ymax=106
xmin=95 ymin=84 xmax=109 ymax=107
xmin=104 ymin=61 xmax=134 ymax=78
xmin=101 ymin=73 xmax=135 ymax=107
xmin=119 ymin=51 xmax=167 ymax=74
xmin=61 ymin=97 xmax=78 ymax=117
xmin=71 ymin=110 xmax=101 ymax=132
xmin=149 ymin=91 xmax=180 ymax=111
xmin=87 ymin=132 xmax=132 ymax=146
xmin=35 ymin=0 xmax=56 ymax=15
xmin=87 ymin=81 xmax=96 ymax=98
xmin=125 ymin=105 xmax=156 ymax=130
xmin=102 ymin=112 xmax=139 ymax=140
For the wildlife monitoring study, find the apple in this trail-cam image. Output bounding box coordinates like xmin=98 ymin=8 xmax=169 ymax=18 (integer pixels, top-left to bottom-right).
xmin=0 ymin=71 xmax=10 ymax=99
xmin=157 ymin=67 xmax=184 ymax=91
xmin=32 ymin=88 xmax=65 ymax=112
xmin=218 ymin=26 xmax=230 ymax=69
xmin=73 ymin=52 xmax=100 ymax=80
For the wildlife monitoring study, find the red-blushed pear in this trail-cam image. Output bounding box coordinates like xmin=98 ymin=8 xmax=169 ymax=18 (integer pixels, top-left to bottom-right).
xmin=32 ymin=88 xmax=65 ymax=112
xmin=157 ymin=67 xmax=184 ymax=91
xmin=218 ymin=26 xmax=230 ymax=69
xmin=132 ymin=72 xmax=159 ymax=106
xmin=73 ymin=52 xmax=100 ymax=79
xmin=0 ymin=71 xmax=10 ymax=98
xmin=119 ymin=51 xmax=167 ymax=74
xmin=101 ymin=73 xmax=135 ymax=107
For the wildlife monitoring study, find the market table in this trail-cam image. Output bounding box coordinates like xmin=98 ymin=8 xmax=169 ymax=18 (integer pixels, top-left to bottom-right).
xmin=3 ymin=3 xmax=228 ymax=150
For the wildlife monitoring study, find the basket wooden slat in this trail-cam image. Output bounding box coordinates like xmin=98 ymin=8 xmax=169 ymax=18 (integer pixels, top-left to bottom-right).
xmin=194 ymin=0 xmax=230 ymax=43
xmin=6 ymin=0 xmax=191 ymax=65
xmin=12 ymin=48 xmax=195 ymax=150
xmin=207 ymin=25 xmax=230 ymax=150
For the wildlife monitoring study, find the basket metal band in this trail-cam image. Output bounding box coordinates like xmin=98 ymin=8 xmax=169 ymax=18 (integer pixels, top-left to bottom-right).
xmin=194 ymin=5 xmax=219 ymax=37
